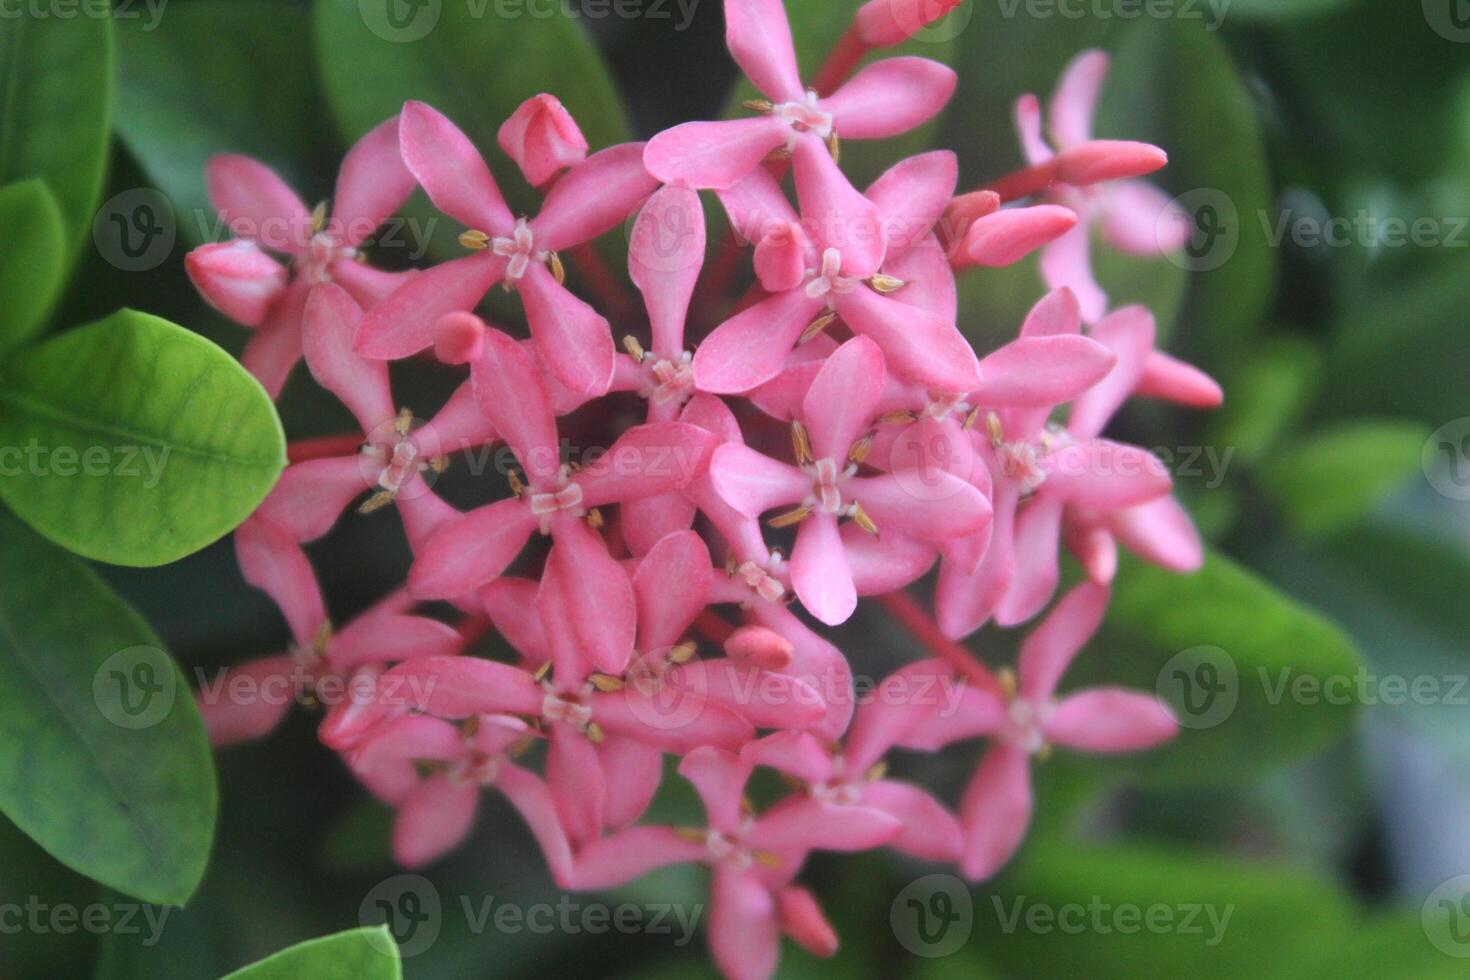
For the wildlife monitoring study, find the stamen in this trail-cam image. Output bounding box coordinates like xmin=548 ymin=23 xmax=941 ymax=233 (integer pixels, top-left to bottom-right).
xmin=865 ymin=761 xmax=888 ymax=781
xmin=589 ymin=673 xmax=624 ymax=692
xmin=848 ymin=501 xmax=879 ymax=536
xmin=532 ymin=660 xmax=553 ymax=682
xmin=743 ymin=98 xmax=774 ymax=112
xmin=800 ymin=310 xmax=839 ymax=343
xmin=847 ymin=434 xmax=873 ymax=466
xmin=549 ymin=251 xmax=565 ymax=284
xmin=586 ymin=507 xmax=604 ymax=529
xmin=867 ymin=273 xmax=905 ymax=293
xmin=791 ymin=420 xmax=814 ymax=466
xmin=986 ymin=411 xmax=1004 ymax=447
xmin=459 ymin=229 xmax=491 ymax=250
xmin=997 ymin=666 xmax=1018 ymax=702
xmin=826 ymin=129 xmax=840 ymax=163
xmin=507 ymin=470 xmax=525 ymax=497
xmin=312 ymin=621 xmax=333 ymax=657
xmin=394 ymin=407 xmax=414 ymax=437
xmin=668 ymin=641 xmax=697 ymax=664
xmin=584 ymin=721 xmax=605 ymax=743
xmin=769 ymin=505 xmax=813 ymax=528
xmin=881 ymin=409 xmax=919 ymax=425
xmin=622 ymin=335 xmax=646 ymax=361
xmin=357 ymin=490 xmax=396 ymax=514
xmin=963 ymin=406 xmax=981 ymax=431
xmin=676 ymin=826 xmax=708 ymax=843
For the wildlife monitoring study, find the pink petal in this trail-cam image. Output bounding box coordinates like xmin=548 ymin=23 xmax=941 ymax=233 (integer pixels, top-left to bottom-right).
xmin=1068 ymin=304 xmax=1155 ymax=438
xmin=333 ymin=114 xmax=418 ymax=247
xmin=776 ymin=886 xmax=838 ymax=958
xmin=301 ymin=283 xmax=394 ymax=435
xmin=548 ymin=517 xmax=637 ymax=674
xmin=331 ymin=261 xmax=416 ymax=309
xmin=1014 ymin=93 xmax=1053 ymax=166
xmin=407 ymin=497 xmax=537 ymax=599
xmin=792 ymin=138 xmax=885 ymax=277
xmin=596 ymin=734 xmax=663 ymax=829
xmin=1045 ymin=688 xmax=1178 ymax=752
xmin=678 ymin=745 xmax=751 ymax=831
xmin=844 ymin=527 xmax=937 ymax=595
xmin=836 ymin=287 xmax=980 ymax=393
xmin=692 ymin=287 xmax=826 ymax=394
xmin=881 ymin=231 xmax=957 ymax=321
xmin=392 ymin=775 xmax=479 ymax=867
xmin=724 ymin=625 xmax=793 ymax=670
xmin=801 ymin=335 xmax=885 ymax=461
xmin=574 ymin=421 xmax=716 ymax=508
xmin=1048 ymin=50 xmax=1108 ymax=149
xmin=1039 ymin=440 xmax=1172 ymax=509
xmin=595 ymin=683 xmax=755 ymax=754
xmin=196 ymin=656 xmax=293 ymax=746
xmin=961 ymin=204 xmax=1078 ymax=268
xmin=398 ymin=100 xmax=512 ymax=232
xmin=547 ymin=724 xmax=605 ymax=847
xmin=822 ymin=57 xmax=957 ymax=140
xmin=497 ymin=761 xmax=577 ymax=886
xmin=995 ymin=495 xmax=1064 ymax=627
xmin=740 ymin=730 xmax=833 ymax=784
xmin=240 ymin=281 xmax=308 ymax=397
xmin=862 ymin=780 xmax=964 ymax=862
xmin=254 ymin=456 xmax=365 ymax=542
xmin=716 ymin=167 xmax=799 ymax=244
xmin=847 ymin=472 xmax=992 ymax=543
xmin=385 ymin=655 xmax=544 ymax=717
xmin=972 ymin=334 xmax=1114 ymax=407
xmin=958 ymin=745 xmax=1033 ymax=881
xmin=899 ymin=685 xmax=1009 ymax=750
xmin=497 ymin=93 xmax=589 ymax=188
xmin=710 ymin=867 xmax=780 ymax=980
xmin=533 ymin=142 xmax=656 ymax=252
xmin=620 ymin=492 xmax=698 ymax=558
xmin=518 ymin=261 xmax=615 ymax=397
xmin=185 ymin=240 xmax=287 ymax=326
xmin=1040 ymin=223 xmax=1107 ymax=324
xmin=1055 ymin=140 xmax=1168 ymax=187
xmin=643 ymin=116 xmax=791 ymax=190
xmin=844 ymin=658 xmax=956 ymax=768
xmin=1017 ymin=580 xmax=1109 ymax=702
xmin=863 ymin=150 xmax=956 ymax=255
xmin=633 ymin=529 xmax=712 ymax=652
xmin=693 ymin=659 xmax=828 ymax=729
xmin=1067 ymin=520 xmax=1119 ymax=584
xmin=329 ymin=613 xmax=463 ymax=671
xmin=419 ymin=378 xmax=499 ymax=454
xmin=1105 ymin=495 xmax=1204 ymax=572
xmin=791 ymin=514 xmax=856 ymax=626
xmin=571 ymin=826 xmax=708 ymax=889
xmin=725 ymin=0 xmax=804 ymax=102
xmin=235 ymin=517 xmax=324 ymax=650
xmin=351 ymin=714 xmax=465 ymax=767
xmin=1020 ymin=285 xmax=1083 ymax=337
xmin=470 ymin=327 xmax=562 ymax=483
xmin=629 ymin=185 xmax=706 ymax=357
xmin=753 ymin=222 xmax=808 ymax=293
xmin=354 ymin=251 xmax=505 ymax=360
xmin=855 ymin=0 xmax=965 ymax=46
xmin=205 ymin=154 xmax=310 ymax=253
xmin=1138 ymin=350 xmax=1223 ymax=409
xmin=709 ymin=443 xmax=809 ymax=517
xmin=398 ymin=490 xmax=462 ymax=555
xmin=751 ymin=796 xmax=900 ymax=853
xmin=480 ymin=578 xmax=549 ymax=661
xmin=1102 ymin=180 xmax=1187 ymax=254
xmin=432 ymin=310 xmax=485 ymax=365
xmin=747 ymin=359 xmax=821 ymax=422
xmin=934 ymin=482 xmax=1017 ymax=639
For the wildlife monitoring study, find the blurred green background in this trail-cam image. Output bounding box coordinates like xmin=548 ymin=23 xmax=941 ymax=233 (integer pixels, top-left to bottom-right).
xmin=3 ymin=0 xmax=1470 ymax=976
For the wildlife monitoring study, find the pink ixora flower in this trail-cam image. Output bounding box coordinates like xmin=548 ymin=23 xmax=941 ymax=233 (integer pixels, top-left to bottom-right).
xmin=406 ymin=328 xmax=716 ymax=670
xmin=902 ymin=582 xmax=1178 ymax=880
xmin=710 ymin=336 xmax=991 ymax=625
xmin=251 ymin=284 xmax=497 ymax=552
xmin=645 ymin=0 xmax=956 ymax=192
xmin=185 ymin=115 xmax=418 ymax=396
xmin=695 ymin=150 xmax=982 ymax=394
xmin=1010 ymin=50 xmax=1187 ymax=322
xmin=498 ymin=93 xmax=589 ymax=188
xmin=354 ymin=100 xmax=658 ymax=396
xmin=571 ymin=746 xmax=901 ymax=980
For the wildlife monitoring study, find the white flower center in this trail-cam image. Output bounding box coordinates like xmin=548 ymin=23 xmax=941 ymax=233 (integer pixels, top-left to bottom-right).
xmin=803 ymin=248 xmax=859 ymax=308
xmin=492 ymin=218 xmax=547 ymax=283
xmin=773 ymin=90 xmax=834 ymax=150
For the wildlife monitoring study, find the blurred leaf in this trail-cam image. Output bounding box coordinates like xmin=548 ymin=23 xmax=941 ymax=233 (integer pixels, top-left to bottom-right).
xmin=1090 ymin=549 xmax=1361 ymax=784
xmin=980 ymin=841 xmax=1356 ymax=978
xmin=1227 ymin=0 xmax=1352 ymax=18
xmin=0 ymin=310 xmax=286 ymax=566
xmin=0 ymin=178 xmax=66 ymax=352
xmin=0 ymin=9 xmax=113 ymax=258
xmin=1211 ymin=334 xmax=1323 ymax=465
xmin=1295 ymin=913 xmax=1466 ymax=979
xmin=114 ymin=0 xmax=334 ymax=244
xmin=0 ymin=511 xmax=215 ymax=906
xmin=220 ymin=927 xmax=401 ymax=980
xmin=1262 ymin=420 xmax=1427 ymax=536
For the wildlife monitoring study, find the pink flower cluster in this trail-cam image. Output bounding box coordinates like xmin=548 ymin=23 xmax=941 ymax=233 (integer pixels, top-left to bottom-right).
xmin=189 ymin=2 xmax=1223 ymax=976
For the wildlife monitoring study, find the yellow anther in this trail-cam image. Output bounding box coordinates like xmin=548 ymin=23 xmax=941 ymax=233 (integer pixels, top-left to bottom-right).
xmin=585 ymin=721 xmax=605 ymax=743
xmin=676 ymin=826 xmax=708 ymax=843
xmin=587 ymin=507 xmax=605 ymax=529
xmin=743 ymin=98 xmax=774 ymax=112
xmin=826 ymin=130 xmax=841 ymax=164
xmin=963 ymin=406 xmax=981 ymax=431
xmin=791 ymin=419 xmax=814 ymax=466
xmin=357 ymin=490 xmax=396 ymax=514
xmin=881 ymin=409 xmax=919 ymax=425
xmin=459 ymin=229 xmax=491 ymax=250
xmin=997 ymin=666 xmax=1018 ymax=702
xmin=589 ymin=673 xmax=625 ymax=693
xmin=754 ymin=850 xmax=783 ymax=869
xmin=312 ymin=621 xmax=333 ymax=657
xmin=668 ymin=641 xmax=697 ymax=664
xmin=622 ymin=335 xmax=646 ymax=361
xmin=394 ymin=406 xmax=414 ymax=437
xmin=799 ymin=310 xmax=839 ymax=343
xmin=769 ymin=505 xmax=813 ymax=529
xmin=507 ymin=470 xmax=525 ymax=497
xmin=532 ymin=659 xmax=553 ymax=682
xmin=867 ymin=273 xmax=905 ymax=293
xmin=847 ymin=434 xmax=873 ymax=466
xmin=986 ymin=411 xmax=1004 ymax=447
xmin=549 ymin=251 xmax=566 ymax=284
xmin=310 ymin=200 xmax=328 ymax=234
xmin=866 ymin=761 xmax=888 ymax=781
xmin=848 ymin=501 xmax=879 ymax=536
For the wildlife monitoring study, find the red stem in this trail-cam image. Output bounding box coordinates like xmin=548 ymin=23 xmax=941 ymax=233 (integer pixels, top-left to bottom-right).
xmin=288 ymin=433 xmax=363 ymax=464
xmin=877 ymin=590 xmax=1000 ymax=694
xmin=982 ymin=159 xmax=1062 ymax=204
xmin=695 ymin=610 xmax=736 ymax=646
xmin=812 ymin=26 xmax=871 ymax=97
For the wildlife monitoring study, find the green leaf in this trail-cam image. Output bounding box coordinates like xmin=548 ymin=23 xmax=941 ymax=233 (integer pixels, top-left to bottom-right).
xmin=1262 ymin=420 xmax=1427 ymax=536
xmin=114 ymin=0 xmax=334 ymax=244
xmin=1210 ymin=335 xmax=1323 ymax=465
xmin=0 ymin=511 xmax=214 ymax=906
xmin=0 ymin=179 xmax=66 ymax=352
xmin=0 ymin=10 xmax=113 ymax=258
xmin=980 ymin=841 xmax=1356 ymax=977
xmin=1294 ymin=914 xmax=1468 ymax=980
xmin=0 ymin=310 xmax=286 ymax=567
xmin=220 ymin=927 xmax=401 ymax=980
xmin=1085 ymin=549 xmax=1362 ymax=784
xmin=1227 ymin=0 xmax=1352 ymax=18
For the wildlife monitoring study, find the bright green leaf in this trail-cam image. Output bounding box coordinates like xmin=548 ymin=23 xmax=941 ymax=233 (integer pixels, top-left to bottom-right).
xmin=220 ymin=927 xmax=401 ymax=980
xmin=1263 ymin=420 xmax=1428 ymax=536
xmin=0 ymin=10 xmax=113 ymax=258
xmin=1084 ymin=549 xmax=1362 ymax=784
xmin=0 ymin=511 xmax=215 ymax=906
xmin=0 ymin=310 xmax=286 ymax=567
xmin=0 ymin=179 xmax=66 ymax=352
xmin=1211 ymin=335 xmax=1323 ymax=465
xmin=114 ymin=0 xmax=334 ymax=244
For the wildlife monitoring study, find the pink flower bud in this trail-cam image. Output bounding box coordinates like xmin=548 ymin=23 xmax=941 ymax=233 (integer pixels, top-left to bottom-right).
xmin=753 ymin=222 xmax=808 ymax=293
xmin=497 ymin=94 xmax=589 ymax=188
xmin=960 ymin=204 xmax=1077 ymax=268
xmin=185 ymin=240 xmax=288 ymax=327
xmin=855 ymin=0 xmax=964 ymax=47
xmin=1055 ymin=139 xmax=1168 ymax=187
xmin=432 ymin=310 xmax=487 ymax=365
xmin=724 ymin=625 xmax=794 ymax=670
